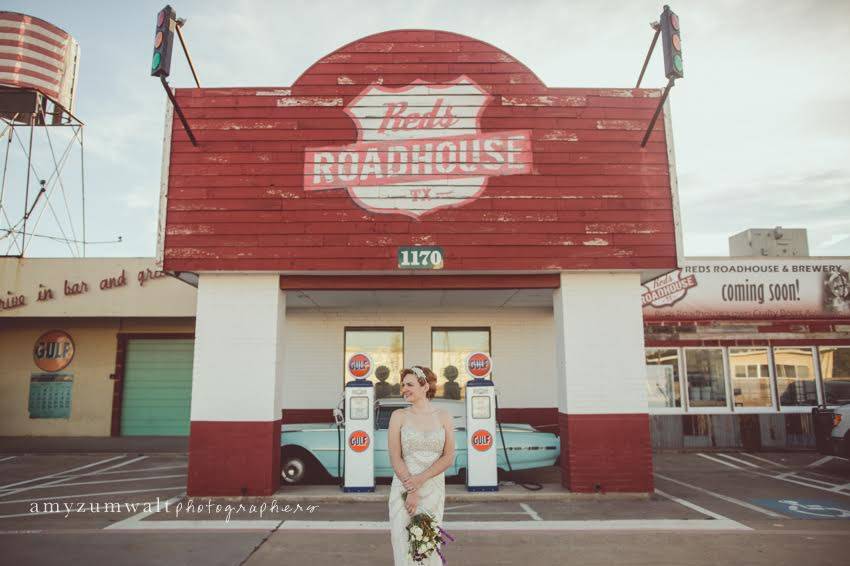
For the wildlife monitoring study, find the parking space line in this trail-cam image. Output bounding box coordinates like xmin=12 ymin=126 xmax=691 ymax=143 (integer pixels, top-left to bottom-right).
xmin=31 ymin=474 xmax=185 ymax=489
xmin=0 ymin=455 xmax=126 ymax=491
xmin=0 ymin=486 xmax=186 ymax=506
xmin=519 ymin=502 xmax=542 ymax=521
xmin=89 ymin=465 xmax=187 ymax=476
xmin=104 ymin=492 xmax=185 ymax=529
xmin=831 ymin=483 xmax=850 ymax=492
xmin=81 ymin=456 xmax=149 ymax=475
xmin=0 ymin=457 xmax=16 ymax=463
xmin=736 ymin=453 xmax=787 ymax=468
xmin=279 ymin=519 xmax=751 ymax=531
xmin=696 ymin=453 xmax=744 ymax=470
xmin=654 ymin=488 xmax=739 ymax=522
xmin=0 ymin=500 xmax=166 ymax=520
xmin=807 ymin=456 xmax=835 ymax=468
xmin=654 ymin=473 xmax=785 ymax=518
xmin=713 ymin=453 xmax=761 ymax=468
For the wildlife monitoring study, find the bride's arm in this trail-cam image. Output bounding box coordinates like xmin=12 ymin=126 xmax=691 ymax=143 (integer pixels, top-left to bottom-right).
xmin=413 ymin=411 xmax=456 ymax=482
xmin=388 ymin=409 xmax=413 ymax=482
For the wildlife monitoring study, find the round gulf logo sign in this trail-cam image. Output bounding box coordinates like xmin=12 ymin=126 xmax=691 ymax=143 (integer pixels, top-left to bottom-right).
xmin=348 ymin=353 xmax=372 ymax=379
xmin=465 ymin=352 xmax=492 ymax=379
xmin=348 ymin=430 xmax=370 ymax=452
xmin=33 ymin=330 xmax=75 ymax=372
xmin=471 ymin=429 xmax=493 ymax=452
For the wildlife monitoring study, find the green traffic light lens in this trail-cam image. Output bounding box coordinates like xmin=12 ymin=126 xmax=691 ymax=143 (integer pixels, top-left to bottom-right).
xmin=152 ymin=52 xmax=161 ymax=71
xmin=673 ymin=54 xmax=683 ymax=73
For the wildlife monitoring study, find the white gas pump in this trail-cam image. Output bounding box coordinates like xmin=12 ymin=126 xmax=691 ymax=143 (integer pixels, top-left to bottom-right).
xmin=464 ymin=352 xmax=498 ymax=492
xmin=343 ymin=353 xmax=375 ymax=492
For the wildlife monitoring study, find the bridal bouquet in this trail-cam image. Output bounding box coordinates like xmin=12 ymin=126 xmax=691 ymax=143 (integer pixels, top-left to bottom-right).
xmin=402 ymin=491 xmax=455 ymax=564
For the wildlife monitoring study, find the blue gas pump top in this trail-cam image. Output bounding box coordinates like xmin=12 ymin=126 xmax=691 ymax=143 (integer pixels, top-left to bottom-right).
xmin=345 ymin=379 xmax=374 ymax=388
xmin=467 ymin=378 xmax=494 ymax=388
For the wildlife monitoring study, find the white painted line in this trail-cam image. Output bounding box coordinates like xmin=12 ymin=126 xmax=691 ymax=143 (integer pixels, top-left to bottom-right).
xmin=696 ymin=453 xmax=744 ymax=470
xmin=444 ymin=504 xmax=476 ymax=511
xmin=83 ymin=456 xmax=149 ymax=475
xmin=762 ymin=473 xmax=850 ymax=498
xmin=88 ymin=465 xmax=187 ymax=476
xmin=104 ymin=493 xmax=185 ymax=530
xmin=444 ymin=511 xmax=529 ymax=515
xmin=807 ymin=456 xmax=835 ymax=468
xmin=831 ymin=483 xmax=850 ymax=492
xmin=279 ymin=519 xmax=751 ymax=531
xmin=29 ymin=474 xmax=185 ymax=488
xmin=0 ymin=500 xmax=165 ymax=520
xmin=654 ymin=488 xmax=739 ymax=523
xmin=713 ymin=453 xmax=761 ymax=468
xmin=0 ymin=457 xmax=16 ymax=463
xmin=0 ymin=486 xmax=186 ymax=506
xmin=520 ymin=502 xmax=542 ymax=521
xmin=0 ymin=455 xmax=126 ymax=491
xmin=785 ymin=474 xmax=838 ymax=487
xmin=736 ymin=452 xmax=786 ymax=468
xmin=654 ymin=473 xmax=784 ymax=519
xmin=106 ymin=520 xmax=282 ymax=531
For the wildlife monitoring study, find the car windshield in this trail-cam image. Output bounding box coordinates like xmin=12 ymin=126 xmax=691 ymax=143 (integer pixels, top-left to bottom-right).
xmin=376 ymin=405 xmax=405 ymax=430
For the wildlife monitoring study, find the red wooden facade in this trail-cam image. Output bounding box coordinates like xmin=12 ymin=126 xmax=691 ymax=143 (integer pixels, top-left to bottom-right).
xmin=162 ymin=30 xmax=677 ymax=273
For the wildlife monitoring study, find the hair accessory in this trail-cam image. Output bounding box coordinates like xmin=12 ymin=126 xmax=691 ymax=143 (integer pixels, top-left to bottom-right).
xmin=410 ymin=366 xmax=426 ymax=380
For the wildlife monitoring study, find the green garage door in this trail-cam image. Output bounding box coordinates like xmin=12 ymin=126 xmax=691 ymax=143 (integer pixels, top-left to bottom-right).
xmin=121 ymin=339 xmax=194 ymax=436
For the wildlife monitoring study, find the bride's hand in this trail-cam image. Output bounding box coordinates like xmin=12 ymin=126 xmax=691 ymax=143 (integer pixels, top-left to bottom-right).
xmin=403 ymin=473 xmax=425 ymax=492
xmin=404 ymin=491 xmax=419 ymax=516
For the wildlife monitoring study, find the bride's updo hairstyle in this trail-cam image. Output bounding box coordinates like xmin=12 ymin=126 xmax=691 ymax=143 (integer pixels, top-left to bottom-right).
xmin=401 ymin=366 xmax=438 ymax=400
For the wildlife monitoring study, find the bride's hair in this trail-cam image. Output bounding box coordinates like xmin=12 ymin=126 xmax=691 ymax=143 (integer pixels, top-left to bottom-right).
xmin=401 ymin=366 xmax=438 ymax=400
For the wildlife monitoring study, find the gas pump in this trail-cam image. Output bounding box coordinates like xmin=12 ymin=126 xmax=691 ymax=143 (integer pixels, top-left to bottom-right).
xmin=465 ymin=352 xmax=498 ymax=492
xmin=343 ymin=353 xmax=375 ymax=492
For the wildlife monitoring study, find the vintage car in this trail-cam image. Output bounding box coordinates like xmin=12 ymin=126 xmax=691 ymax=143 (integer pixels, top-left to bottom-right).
xmin=280 ymin=398 xmax=560 ymax=484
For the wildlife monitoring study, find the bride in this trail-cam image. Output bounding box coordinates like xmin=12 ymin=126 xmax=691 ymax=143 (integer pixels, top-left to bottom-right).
xmin=388 ymin=366 xmax=456 ymax=565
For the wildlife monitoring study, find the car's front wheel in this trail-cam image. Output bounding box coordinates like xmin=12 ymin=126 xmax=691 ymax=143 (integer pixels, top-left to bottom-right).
xmin=281 ymin=449 xmax=311 ymax=484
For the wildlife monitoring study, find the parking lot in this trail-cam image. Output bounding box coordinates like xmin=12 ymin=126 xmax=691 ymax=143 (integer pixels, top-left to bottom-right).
xmin=1 ymin=451 xmax=848 ymax=565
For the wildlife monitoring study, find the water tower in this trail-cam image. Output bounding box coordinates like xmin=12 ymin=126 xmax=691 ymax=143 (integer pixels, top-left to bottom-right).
xmin=0 ymin=11 xmax=85 ymax=257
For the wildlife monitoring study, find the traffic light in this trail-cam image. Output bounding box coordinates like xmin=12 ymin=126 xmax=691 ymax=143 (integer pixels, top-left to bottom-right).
xmin=151 ymin=5 xmax=176 ymax=78
xmin=660 ymin=5 xmax=683 ymax=80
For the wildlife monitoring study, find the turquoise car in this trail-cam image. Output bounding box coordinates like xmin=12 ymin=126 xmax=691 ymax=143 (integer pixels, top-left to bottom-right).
xmin=280 ymin=398 xmax=560 ymax=484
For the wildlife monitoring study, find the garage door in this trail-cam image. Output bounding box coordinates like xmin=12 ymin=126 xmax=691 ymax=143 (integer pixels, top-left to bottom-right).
xmin=120 ymin=339 xmax=194 ymax=436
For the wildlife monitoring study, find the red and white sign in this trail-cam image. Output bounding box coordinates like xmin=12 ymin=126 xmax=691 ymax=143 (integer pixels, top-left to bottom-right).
xmin=348 ymin=430 xmax=370 ymax=452
xmin=304 ymin=76 xmax=533 ymax=218
xmin=347 ymin=352 xmax=373 ymax=379
xmin=643 ymin=259 xmax=850 ymax=320
xmin=471 ymin=429 xmax=493 ymax=452
xmin=465 ymin=351 xmax=492 ymax=379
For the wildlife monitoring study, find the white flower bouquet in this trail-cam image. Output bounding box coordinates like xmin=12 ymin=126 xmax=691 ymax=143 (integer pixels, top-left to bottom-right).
xmin=402 ymin=491 xmax=455 ymax=564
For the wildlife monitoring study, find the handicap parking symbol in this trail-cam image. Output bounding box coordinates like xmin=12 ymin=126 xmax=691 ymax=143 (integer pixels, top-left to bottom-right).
xmin=754 ymin=499 xmax=850 ymax=519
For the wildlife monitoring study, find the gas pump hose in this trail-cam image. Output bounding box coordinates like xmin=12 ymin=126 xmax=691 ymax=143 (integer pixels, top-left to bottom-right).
xmin=494 ymin=393 xmax=543 ymax=491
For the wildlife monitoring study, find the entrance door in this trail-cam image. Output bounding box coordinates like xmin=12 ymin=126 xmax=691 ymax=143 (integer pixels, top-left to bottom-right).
xmin=120 ymin=339 xmax=194 ymax=436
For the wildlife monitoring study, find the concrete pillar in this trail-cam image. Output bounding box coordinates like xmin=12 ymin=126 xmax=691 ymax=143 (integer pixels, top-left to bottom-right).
xmin=187 ymin=274 xmax=285 ymax=496
xmin=553 ymin=272 xmax=652 ymax=493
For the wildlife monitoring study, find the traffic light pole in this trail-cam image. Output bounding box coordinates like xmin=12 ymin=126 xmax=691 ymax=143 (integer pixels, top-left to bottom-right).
xmin=175 ymin=20 xmax=201 ymax=88
xmin=640 ymin=77 xmax=674 ymax=148
xmin=160 ymin=76 xmax=198 ymax=147
xmin=635 ymin=23 xmax=661 ymax=88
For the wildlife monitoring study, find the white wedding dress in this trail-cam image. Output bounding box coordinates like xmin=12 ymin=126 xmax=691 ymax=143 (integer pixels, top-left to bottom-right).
xmin=388 ymin=409 xmax=447 ymax=565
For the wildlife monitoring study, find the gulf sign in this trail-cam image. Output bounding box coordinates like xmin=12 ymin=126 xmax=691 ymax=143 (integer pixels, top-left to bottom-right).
xmin=347 ymin=352 xmax=373 ymax=379
xmin=471 ymin=429 xmax=493 ymax=452
xmin=33 ymin=330 xmax=75 ymax=372
xmin=465 ymin=351 xmax=492 ymax=379
xmin=348 ymin=430 xmax=370 ymax=452
xmin=304 ymin=76 xmax=532 ymax=218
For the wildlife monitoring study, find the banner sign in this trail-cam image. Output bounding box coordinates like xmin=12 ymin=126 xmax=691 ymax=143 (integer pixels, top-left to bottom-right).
xmin=642 ymin=259 xmax=850 ymax=320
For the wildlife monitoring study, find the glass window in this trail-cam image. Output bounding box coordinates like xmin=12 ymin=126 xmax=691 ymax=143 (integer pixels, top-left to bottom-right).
xmin=431 ymin=328 xmax=490 ymax=400
xmin=344 ymin=328 xmax=403 ymax=399
xmin=645 ymin=348 xmax=682 ymax=408
xmin=774 ymin=347 xmax=818 ymax=407
xmin=729 ymin=348 xmax=773 ymax=408
xmin=819 ymin=346 xmax=850 ymax=405
xmin=684 ymin=348 xmax=727 ymax=408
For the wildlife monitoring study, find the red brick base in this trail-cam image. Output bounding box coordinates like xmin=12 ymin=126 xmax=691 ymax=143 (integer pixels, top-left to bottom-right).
xmin=558 ymin=412 xmax=653 ymax=493
xmin=187 ymin=420 xmax=281 ymax=496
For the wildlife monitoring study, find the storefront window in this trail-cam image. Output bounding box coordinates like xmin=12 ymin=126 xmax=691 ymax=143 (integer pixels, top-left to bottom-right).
xmin=645 ymin=349 xmax=682 ymax=408
xmin=773 ymin=347 xmax=818 ymax=407
xmin=344 ymin=328 xmax=403 ymax=399
xmin=728 ymin=347 xmax=773 ymax=408
xmin=684 ymin=348 xmax=727 ymax=408
xmin=819 ymin=346 xmax=850 ymax=405
xmin=431 ymin=328 xmax=490 ymax=400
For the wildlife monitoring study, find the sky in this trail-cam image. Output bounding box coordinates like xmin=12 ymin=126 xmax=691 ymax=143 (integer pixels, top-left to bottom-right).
xmin=2 ymin=0 xmax=849 ymax=258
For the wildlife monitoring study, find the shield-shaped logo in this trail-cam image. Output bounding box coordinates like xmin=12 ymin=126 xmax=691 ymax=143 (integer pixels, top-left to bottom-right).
xmin=304 ymin=76 xmax=532 ymax=218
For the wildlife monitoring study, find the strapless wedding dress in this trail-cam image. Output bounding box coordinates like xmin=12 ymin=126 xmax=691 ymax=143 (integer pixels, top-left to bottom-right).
xmin=388 ymin=413 xmax=446 ymax=565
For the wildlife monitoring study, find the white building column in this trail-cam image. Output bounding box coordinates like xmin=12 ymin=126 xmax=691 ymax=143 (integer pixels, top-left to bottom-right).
xmin=553 ymin=272 xmax=653 ymax=493
xmin=187 ymin=274 xmax=285 ymax=496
